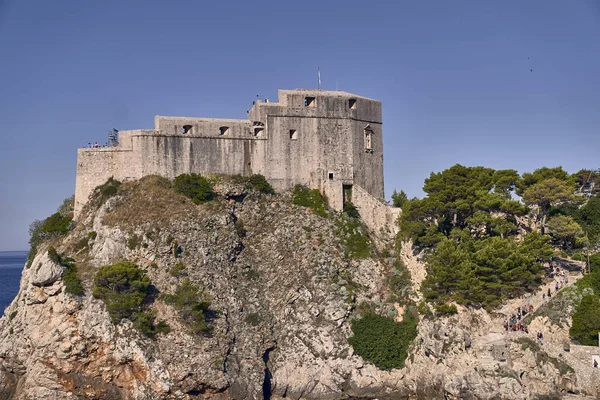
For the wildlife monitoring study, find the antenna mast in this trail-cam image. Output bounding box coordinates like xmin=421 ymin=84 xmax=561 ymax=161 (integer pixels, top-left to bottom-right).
xmin=317 ymin=67 xmax=321 ymax=90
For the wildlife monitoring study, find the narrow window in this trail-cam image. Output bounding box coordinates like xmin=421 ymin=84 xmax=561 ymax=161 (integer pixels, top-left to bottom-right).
xmin=289 ymin=129 xmax=297 ymax=140
xmin=182 ymin=125 xmax=192 ymax=134
xmin=219 ymin=126 xmax=229 ymax=135
xmin=328 ymin=172 xmax=334 ymax=180
xmin=364 ymin=127 xmax=373 ymax=153
xmin=348 ymin=98 xmax=357 ymax=109
xmin=304 ymin=96 xmax=315 ymax=107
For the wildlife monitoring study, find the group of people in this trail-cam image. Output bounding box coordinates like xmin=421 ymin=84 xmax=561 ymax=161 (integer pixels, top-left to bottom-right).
xmin=536 ymin=331 xmax=544 ymax=345
xmin=541 ymin=268 xmax=570 ymax=301
xmin=504 ymin=305 xmax=533 ymax=333
xmin=87 ymin=142 xmax=105 ymax=148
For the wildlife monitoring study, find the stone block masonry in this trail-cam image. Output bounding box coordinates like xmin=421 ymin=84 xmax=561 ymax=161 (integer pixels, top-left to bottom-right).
xmin=74 ymin=88 xmax=399 ymax=234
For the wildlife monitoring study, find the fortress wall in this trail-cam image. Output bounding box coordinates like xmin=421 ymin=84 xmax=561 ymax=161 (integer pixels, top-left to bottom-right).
xmin=74 ymin=148 xmax=133 ymax=216
xmin=155 ymin=116 xmax=252 ymax=138
xmin=352 ymin=184 xmax=401 ymax=236
xmin=134 ymin=134 xmax=259 ymax=179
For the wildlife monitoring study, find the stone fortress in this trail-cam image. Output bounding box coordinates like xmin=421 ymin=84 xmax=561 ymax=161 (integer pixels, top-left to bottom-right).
xmin=75 ymin=89 xmax=400 ymax=234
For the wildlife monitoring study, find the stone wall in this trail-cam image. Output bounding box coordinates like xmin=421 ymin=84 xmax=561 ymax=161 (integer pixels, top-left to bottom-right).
xmin=352 ymin=184 xmax=401 ymax=236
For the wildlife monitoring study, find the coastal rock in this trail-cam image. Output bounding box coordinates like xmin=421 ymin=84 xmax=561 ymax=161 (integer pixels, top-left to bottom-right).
xmin=1 ymin=180 xmax=598 ymax=399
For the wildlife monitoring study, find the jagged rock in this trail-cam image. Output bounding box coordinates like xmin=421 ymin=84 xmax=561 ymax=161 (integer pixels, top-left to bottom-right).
xmin=30 ymin=249 xmax=63 ymax=287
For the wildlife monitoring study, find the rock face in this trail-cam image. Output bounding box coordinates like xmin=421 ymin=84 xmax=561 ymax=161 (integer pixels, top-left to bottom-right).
xmin=0 ymin=177 xmax=598 ymax=399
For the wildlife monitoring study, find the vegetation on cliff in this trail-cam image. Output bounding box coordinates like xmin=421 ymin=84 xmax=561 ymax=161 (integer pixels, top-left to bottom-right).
xmin=48 ymin=246 xmax=84 ymax=296
xmin=397 ymin=165 xmax=598 ymax=310
xmin=349 ymin=310 xmax=418 ymax=371
xmin=26 ymin=197 xmax=74 ymax=268
xmin=570 ymin=254 xmax=600 ymax=345
xmin=92 ymin=261 xmax=169 ymax=337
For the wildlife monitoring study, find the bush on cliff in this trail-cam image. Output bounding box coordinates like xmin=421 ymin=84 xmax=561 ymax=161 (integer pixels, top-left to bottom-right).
xmin=26 ymin=198 xmax=74 ymax=268
xmin=163 ymin=278 xmax=212 ymax=334
xmin=231 ymin=174 xmax=275 ymax=194
xmin=348 ymin=310 xmax=418 ymax=371
xmin=47 ymin=247 xmax=84 ymax=296
xmin=292 ymin=185 xmax=327 ymax=217
xmin=569 ymin=254 xmax=600 ymax=344
xmin=93 ymin=261 xmax=151 ymax=323
xmin=174 ymin=173 xmax=214 ymax=204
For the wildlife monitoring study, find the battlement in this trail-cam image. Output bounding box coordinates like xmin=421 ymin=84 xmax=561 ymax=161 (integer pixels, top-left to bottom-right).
xmin=74 ymin=88 xmax=390 ymax=224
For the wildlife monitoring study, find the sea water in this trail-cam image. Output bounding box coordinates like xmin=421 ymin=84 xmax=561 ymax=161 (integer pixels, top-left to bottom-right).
xmin=0 ymin=251 xmax=26 ymax=312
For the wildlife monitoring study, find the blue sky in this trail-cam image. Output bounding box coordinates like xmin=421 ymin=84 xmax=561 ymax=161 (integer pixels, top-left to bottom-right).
xmin=1 ymin=0 xmax=599 ymax=251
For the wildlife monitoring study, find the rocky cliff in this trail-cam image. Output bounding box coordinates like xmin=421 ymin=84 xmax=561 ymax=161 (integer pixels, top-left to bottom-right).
xmin=0 ymin=176 xmax=598 ymax=399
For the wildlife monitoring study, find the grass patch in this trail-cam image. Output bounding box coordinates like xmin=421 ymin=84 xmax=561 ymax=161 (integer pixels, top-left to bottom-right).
xmin=336 ymin=215 xmax=372 ymax=259
xmin=101 ymin=176 xmax=199 ymax=228
xmin=292 ymin=185 xmax=327 ymax=217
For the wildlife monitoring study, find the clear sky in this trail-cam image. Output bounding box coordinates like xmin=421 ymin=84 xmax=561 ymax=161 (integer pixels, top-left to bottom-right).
xmin=1 ymin=0 xmax=599 ymax=251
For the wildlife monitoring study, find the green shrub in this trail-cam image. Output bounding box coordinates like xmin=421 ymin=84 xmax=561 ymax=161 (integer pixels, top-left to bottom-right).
xmin=292 ymin=185 xmax=327 ymax=217
xmin=343 ymin=202 xmax=360 ymax=218
xmin=26 ymin=198 xmax=75 ymax=268
xmin=96 ymin=177 xmax=121 ymax=200
xmin=570 ymin=294 xmax=600 ymax=345
xmin=173 ymin=173 xmax=214 ymax=204
xmin=132 ymin=311 xmax=170 ymax=338
xmin=42 ymin=212 xmax=72 ymax=236
xmin=88 ymin=231 xmax=97 ymax=240
xmin=48 ymin=247 xmax=84 ymax=296
xmin=163 ymin=278 xmax=212 ymax=334
xmin=93 ymin=261 xmax=150 ymax=323
xmin=434 ymin=303 xmax=458 ymax=316
xmin=127 ymin=235 xmax=141 ymax=250
xmin=169 ymin=263 xmax=187 ymax=277
xmin=8 ymin=311 xmax=17 ymax=320
xmin=417 ymin=300 xmax=433 ymax=317
xmin=48 ymin=246 xmax=60 ymax=263
xmin=348 ymin=311 xmax=418 ymax=371
xmin=246 ymin=174 xmax=275 ymax=194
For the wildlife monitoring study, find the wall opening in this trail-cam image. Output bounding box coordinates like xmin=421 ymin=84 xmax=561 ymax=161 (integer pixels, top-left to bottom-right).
xmin=364 ymin=125 xmax=373 ymax=153
xmin=304 ymin=96 xmax=315 ymax=107
xmin=219 ymin=126 xmax=229 ymax=135
xmin=343 ymin=185 xmax=353 ymax=203
xmin=328 ymin=172 xmax=334 ymax=180
xmin=348 ymin=99 xmax=357 ymax=109
xmin=182 ymin=125 xmax=193 ymax=134
xmin=254 ymin=127 xmax=265 ymax=138
xmin=289 ymin=129 xmax=297 ymax=140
